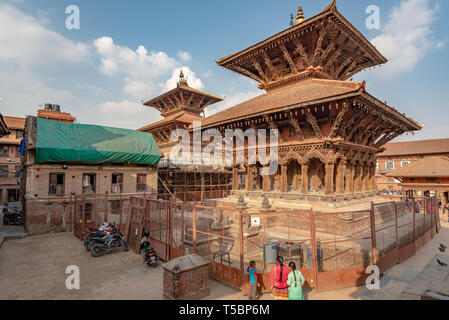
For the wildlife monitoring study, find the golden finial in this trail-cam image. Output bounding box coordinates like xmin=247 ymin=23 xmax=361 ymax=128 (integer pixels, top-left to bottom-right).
xmin=295 ymin=5 xmax=305 ymax=25
xmin=177 ymin=70 xmax=188 ymax=87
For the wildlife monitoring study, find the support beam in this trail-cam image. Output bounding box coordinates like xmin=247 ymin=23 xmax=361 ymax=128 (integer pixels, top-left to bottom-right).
xmin=324 ymin=49 xmax=341 ymax=71
xmin=334 ymin=57 xmax=353 ymax=79
xmin=339 ymin=59 xmax=357 ymax=80
xmin=186 ymin=92 xmax=195 ymax=107
xmin=339 ymin=109 xmax=364 ymax=137
xmin=280 ymin=164 xmax=288 ymax=193
xmin=233 ymin=65 xmax=264 ymax=83
xmin=263 ymin=115 xmax=284 ymax=143
xmin=252 ymin=59 xmax=269 ymax=83
xmin=301 ymin=164 xmax=308 ymax=194
xmin=293 ymin=38 xmax=309 ymax=68
xmin=289 ymin=116 xmax=305 ymax=141
xmin=262 ymin=50 xmax=279 ymax=80
xmin=328 ymin=104 xmax=349 ymax=138
xmin=317 ymin=42 xmax=335 ymax=67
xmin=345 ymin=163 xmax=354 ymax=193
xmin=305 ymin=109 xmax=323 ymax=139
xmin=374 ymin=131 xmax=403 ymax=148
xmin=324 ymin=162 xmax=335 ymax=196
xmin=279 ymin=42 xmax=299 ymax=74
xmin=313 ymin=29 xmax=327 ymax=66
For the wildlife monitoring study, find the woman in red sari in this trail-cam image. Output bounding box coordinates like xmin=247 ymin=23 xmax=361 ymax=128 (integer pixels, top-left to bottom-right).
xmin=270 ymin=256 xmax=289 ymax=299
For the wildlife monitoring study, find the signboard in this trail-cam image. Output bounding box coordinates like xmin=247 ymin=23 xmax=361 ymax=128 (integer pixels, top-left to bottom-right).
xmin=251 ymin=217 xmax=260 ymax=227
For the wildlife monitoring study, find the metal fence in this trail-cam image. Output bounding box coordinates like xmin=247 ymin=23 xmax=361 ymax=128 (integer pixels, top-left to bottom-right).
xmin=88 ymin=194 xmax=441 ymax=293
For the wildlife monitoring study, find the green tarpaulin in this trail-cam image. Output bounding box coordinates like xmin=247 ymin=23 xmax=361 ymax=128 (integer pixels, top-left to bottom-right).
xmin=35 ymin=118 xmax=162 ymax=165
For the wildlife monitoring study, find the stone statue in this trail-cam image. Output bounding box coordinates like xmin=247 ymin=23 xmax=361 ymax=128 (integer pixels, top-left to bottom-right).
xmin=260 ymin=195 xmax=274 ymax=212
xmin=235 ymin=195 xmax=248 ymax=209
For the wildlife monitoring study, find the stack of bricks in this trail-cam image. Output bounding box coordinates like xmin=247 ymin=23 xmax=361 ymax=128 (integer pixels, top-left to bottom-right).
xmin=162 ymin=254 xmax=210 ymax=300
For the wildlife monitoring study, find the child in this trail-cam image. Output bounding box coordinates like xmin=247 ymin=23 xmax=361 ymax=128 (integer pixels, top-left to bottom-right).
xmin=247 ymin=261 xmax=260 ymax=300
xmin=287 ymin=261 xmax=305 ymax=300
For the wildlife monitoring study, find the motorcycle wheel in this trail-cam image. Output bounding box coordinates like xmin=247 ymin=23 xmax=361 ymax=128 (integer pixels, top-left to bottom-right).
xmin=3 ymin=218 xmax=9 ymax=225
xmin=152 ymin=262 xmax=158 ymax=268
xmin=91 ymin=246 xmax=106 ymax=257
xmin=122 ymin=241 xmax=129 ymax=252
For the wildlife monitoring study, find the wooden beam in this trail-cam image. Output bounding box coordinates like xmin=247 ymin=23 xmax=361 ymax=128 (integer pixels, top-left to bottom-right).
xmin=305 ymin=109 xmax=323 ymax=139
xmin=346 ymin=117 xmax=369 ymax=142
xmin=317 ymin=42 xmax=335 ymax=67
xmin=186 ymin=92 xmax=195 ymax=107
xmin=262 ymin=50 xmax=279 ymax=80
xmin=252 ymin=59 xmax=268 ymax=83
xmin=338 ymin=59 xmax=357 ymax=80
xmin=289 ymin=116 xmax=305 ymax=141
xmin=313 ymin=29 xmax=327 ymax=66
xmin=233 ymin=65 xmax=264 ymax=83
xmin=375 ymin=131 xmax=403 ymax=148
xmin=180 ymin=90 xmax=185 ymax=106
xmin=293 ymin=38 xmax=309 ymax=68
xmin=172 ymin=94 xmax=182 ymax=107
xmin=263 ymin=115 xmax=284 ymax=142
xmin=196 ymin=96 xmax=206 ymax=109
xmin=166 ymin=96 xmax=177 ymax=109
xmin=279 ymin=42 xmax=299 ymax=74
xmin=334 ymin=57 xmax=352 ymax=79
xmin=328 ymin=104 xmax=349 ymax=138
xmin=324 ymin=48 xmax=341 ymax=71
xmin=339 ymin=109 xmax=363 ymax=136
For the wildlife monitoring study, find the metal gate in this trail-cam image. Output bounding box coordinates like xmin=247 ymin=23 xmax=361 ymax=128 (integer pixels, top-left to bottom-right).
xmin=73 ymin=194 xmax=109 ymax=238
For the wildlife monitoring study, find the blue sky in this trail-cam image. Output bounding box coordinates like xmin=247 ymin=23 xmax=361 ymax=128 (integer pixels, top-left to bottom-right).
xmin=0 ymin=0 xmax=448 ymax=142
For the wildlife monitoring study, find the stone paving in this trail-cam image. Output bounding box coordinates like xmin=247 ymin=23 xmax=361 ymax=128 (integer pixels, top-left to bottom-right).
xmin=360 ymin=215 xmax=449 ymax=300
xmin=0 ymin=212 xmax=25 ymax=240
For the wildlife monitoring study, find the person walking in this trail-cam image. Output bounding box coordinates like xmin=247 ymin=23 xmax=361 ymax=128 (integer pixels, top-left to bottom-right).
xmin=247 ymin=261 xmax=260 ymax=300
xmin=287 ymin=262 xmax=305 ymax=300
xmin=270 ymin=256 xmax=289 ymax=300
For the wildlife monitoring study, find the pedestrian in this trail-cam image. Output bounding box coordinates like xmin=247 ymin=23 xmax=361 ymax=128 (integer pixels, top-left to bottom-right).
xmin=270 ymin=256 xmax=289 ymax=300
xmin=247 ymin=261 xmax=260 ymax=300
xmin=444 ymin=203 xmax=448 ymax=215
xmin=287 ymin=262 xmax=305 ymax=300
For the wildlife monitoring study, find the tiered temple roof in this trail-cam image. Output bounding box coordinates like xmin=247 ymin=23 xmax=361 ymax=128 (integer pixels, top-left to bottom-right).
xmin=139 ymin=71 xmax=222 ymax=153
xmin=217 ymin=0 xmax=387 ymax=91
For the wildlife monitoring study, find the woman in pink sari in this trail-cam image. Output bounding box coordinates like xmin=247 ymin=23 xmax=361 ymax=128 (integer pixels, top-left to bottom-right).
xmin=270 ymin=256 xmax=289 ymax=300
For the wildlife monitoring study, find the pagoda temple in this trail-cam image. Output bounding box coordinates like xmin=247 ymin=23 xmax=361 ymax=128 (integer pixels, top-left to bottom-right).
xmin=201 ymin=1 xmax=422 ymax=205
xmin=139 ymin=71 xmax=230 ymax=199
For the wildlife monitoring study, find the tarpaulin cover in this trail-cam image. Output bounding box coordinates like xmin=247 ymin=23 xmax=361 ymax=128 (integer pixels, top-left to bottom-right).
xmin=35 ymin=118 xmax=162 ymax=165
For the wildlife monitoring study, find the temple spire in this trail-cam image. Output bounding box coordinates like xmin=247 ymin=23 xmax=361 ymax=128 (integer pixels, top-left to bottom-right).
xmin=295 ymin=5 xmax=305 ymax=25
xmin=290 ymin=13 xmax=294 ymax=27
xmin=177 ymin=70 xmax=188 ymax=87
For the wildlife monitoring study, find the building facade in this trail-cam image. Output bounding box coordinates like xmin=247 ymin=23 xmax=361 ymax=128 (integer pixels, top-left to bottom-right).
xmin=198 ymin=2 xmax=421 ymax=205
xmin=386 ymin=156 xmax=449 ymax=204
xmin=22 ymin=116 xmax=161 ymax=234
xmin=376 ymin=138 xmax=449 ymax=192
xmin=0 ymin=116 xmax=25 ymax=204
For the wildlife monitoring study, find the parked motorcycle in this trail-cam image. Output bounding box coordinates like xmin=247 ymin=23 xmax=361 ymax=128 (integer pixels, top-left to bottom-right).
xmin=3 ymin=203 xmax=23 ymax=226
xmin=90 ymin=229 xmax=129 ymax=257
xmin=140 ymin=230 xmax=159 ymax=267
xmin=83 ymin=222 xmax=115 ymax=251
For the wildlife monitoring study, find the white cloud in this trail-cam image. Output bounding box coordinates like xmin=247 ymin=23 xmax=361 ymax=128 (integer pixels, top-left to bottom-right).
xmin=161 ymin=67 xmax=205 ymax=92
xmin=369 ymin=0 xmax=440 ymax=77
xmin=93 ymin=37 xmax=205 ymax=101
xmin=0 ymin=3 xmax=89 ymax=65
xmin=178 ymin=51 xmax=192 ymax=62
xmin=93 ymin=37 xmax=177 ymax=79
